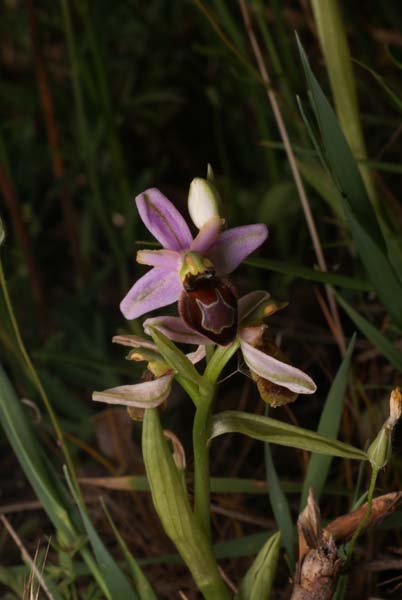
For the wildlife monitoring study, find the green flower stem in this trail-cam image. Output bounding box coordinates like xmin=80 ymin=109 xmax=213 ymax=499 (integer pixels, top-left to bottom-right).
xmin=193 ymin=385 xmax=214 ymax=541
xmin=346 ymin=466 xmax=378 ymax=563
xmin=193 ymin=340 xmax=240 ymax=540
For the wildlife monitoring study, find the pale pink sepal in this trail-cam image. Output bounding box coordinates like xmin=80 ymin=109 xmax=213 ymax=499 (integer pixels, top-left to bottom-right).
xmin=240 ymin=333 xmax=317 ymax=394
xmin=120 ymin=267 xmax=182 ymax=320
xmin=207 ymin=224 xmax=268 ymax=276
xmin=92 ymin=374 xmax=173 ymax=408
xmin=136 ymin=249 xmax=180 ymax=270
xmin=136 ymin=188 xmax=193 ymax=251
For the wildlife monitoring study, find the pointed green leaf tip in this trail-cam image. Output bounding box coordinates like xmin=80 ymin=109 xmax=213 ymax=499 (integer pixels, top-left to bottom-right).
xmin=236 ymin=531 xmax=281 ymax=599
xmin=210 ymin=411 xmax=367 ymax=460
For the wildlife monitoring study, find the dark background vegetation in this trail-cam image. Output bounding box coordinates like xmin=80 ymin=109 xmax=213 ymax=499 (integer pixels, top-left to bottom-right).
xmin=1 ymin=1 xmax=402 ymax=597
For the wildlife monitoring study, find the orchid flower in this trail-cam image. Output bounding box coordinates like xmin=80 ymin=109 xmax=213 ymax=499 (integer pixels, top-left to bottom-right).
xmin=120 ymin=179 xmax=268 ymax=344
xmin=92 ymin=334 xmax=205 ymax=411
xmin=144 ymin=291 xmax=317 ymax=405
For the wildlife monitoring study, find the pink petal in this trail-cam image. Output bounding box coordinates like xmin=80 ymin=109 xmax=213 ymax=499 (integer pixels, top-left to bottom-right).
xmin=240 ymin=333 xmax=316 ymax=394
xmin=238 ymin=291 xmax=271 ymax=322
xmin=137 ymin=249 xmax=180 ymax=270
xmin=92 ymin=374 xmax=173 ymax=408
xmin=190 ymin=216 xmax=223 ymax=254
xmin=120 ymin=268 xmax=182 ymax=320
xmin=143 ymin=315 xmax=212 ymax=345
xmin=207 ymin=224 xmax=268 ymax=276
xmin=136 ymin=188 xmax=193 ymax=251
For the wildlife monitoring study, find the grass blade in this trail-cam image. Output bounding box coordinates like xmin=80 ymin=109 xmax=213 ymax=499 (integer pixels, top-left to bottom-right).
xmin=336 ymin=293 xmax=402 ymax=373
xmin=101 ymin=499 xmax=157 ymax=599
xmin=246 ymin=257 xmax=371 ymax=291
xmin=65 ymin=468 xmax=138 ymax=600
xmin=296 ymin=36 xmax=402 ymax=327
xmin=265 ymin=439 xmax=294 ymax=566
xmin=300 ymin=334 xmax=356 ymax=509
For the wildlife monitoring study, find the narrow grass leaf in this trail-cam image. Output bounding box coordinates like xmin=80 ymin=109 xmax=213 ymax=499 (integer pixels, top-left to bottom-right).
xmin=300 ymin=335 xmax=356 ymax=510
xmin=210 ymin=410 xmax=367 ymax=460
xmin=336 ymin=293 xmax=402 ymax=373
xmin=265 ymin=440 xmax=294 ymax=567
xmin=297 ymin=36 xmax=402 ymax=327
xmin=64 ymin=468 xmax=138 ymax=600
xmin=356 ymin=60 xmax=402 ymax=113
xmin=296 ymin=35 xmax=380 ymax=240
xmin=235 ymin=531 xmax=281 ymax=600
xmin=101 ymin=499 xmax=157 ymax=600
xmin=0 ymin=365 xmax=74 ymax=540
xmin=0 ymin=365 xmax=113 ymax=598
xmin=246 ymin=257 xmax=371 ymax=291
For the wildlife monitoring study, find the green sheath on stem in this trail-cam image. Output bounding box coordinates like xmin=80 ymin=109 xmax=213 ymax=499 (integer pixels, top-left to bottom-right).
xmin=142 ymin=408 xmax=230 ymax=600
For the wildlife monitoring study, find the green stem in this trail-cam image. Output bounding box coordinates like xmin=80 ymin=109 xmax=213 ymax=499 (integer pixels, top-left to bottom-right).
xmin=192 ymin=340 xmax=240 ymax=539
xmin=193 ymin=386 xmax=214 ymax=541
xmin=346 ymin=466 xmax=378 ymax=563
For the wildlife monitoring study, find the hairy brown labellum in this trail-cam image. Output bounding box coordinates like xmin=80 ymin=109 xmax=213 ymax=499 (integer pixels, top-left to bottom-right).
xmin=179 ymin=270 xmax=238 ymax=345
xmin=247 ymin=327 xmax=298 ymax=407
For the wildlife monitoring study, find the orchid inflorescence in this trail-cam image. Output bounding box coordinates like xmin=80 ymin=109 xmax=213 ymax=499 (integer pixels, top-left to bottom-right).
xmin=93 ymin=175 xmax=316 ymax=412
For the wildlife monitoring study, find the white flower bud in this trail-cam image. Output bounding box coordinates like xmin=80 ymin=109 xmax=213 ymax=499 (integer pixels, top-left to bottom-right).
xmin=188 ymin=177 xmax=221 ymax=229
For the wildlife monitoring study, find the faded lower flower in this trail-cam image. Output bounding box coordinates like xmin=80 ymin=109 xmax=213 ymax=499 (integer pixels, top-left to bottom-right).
xmin=120 ymin=180 xmax=268 ymax=344
xmin=92 ymin=334 xmax=205 ymax=412
xmin=144 ymin=290 xmax=317 ymax=404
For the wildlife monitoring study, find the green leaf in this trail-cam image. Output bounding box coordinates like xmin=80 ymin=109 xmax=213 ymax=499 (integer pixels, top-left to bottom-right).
xmin=210 ymin=410 xmax=367 ymax=460
xmin=297 ymin=159 xmax=345 ymax=224
xmin=65 ymin=469 xmax=138 ymax=600
xmin=235 ymin=532 xmax=281 ymax=600
xmin=147 ymin=327 xmax=206 ymax=391
xmin=300 ymin=335 xmax=356 ymax=510
xmin=296 ymin=36 xmax=402 ymax=328
xmin=265 ymin=439 xmax=294 ymax=567
xmin=0 ymin=364 xmax=74 ymax=541
xmin=246 ymin=257 xmax=371 ymax=291
xmin=336 ymin=293 xmax=402 ymax=373
xmin=101 ymin=499 xmax=157 ymax=600
xmin=142 ymin=408 xmax=229 ymax=598
xmin=0 ymin=364 xmax=115 ymax=598
xmin=296 ymin=35 xmax=380 ymax=241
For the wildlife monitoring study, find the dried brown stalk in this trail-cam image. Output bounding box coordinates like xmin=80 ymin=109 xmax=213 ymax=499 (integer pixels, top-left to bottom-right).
xmin=291 ymin=489 xmax=402 ymax=600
